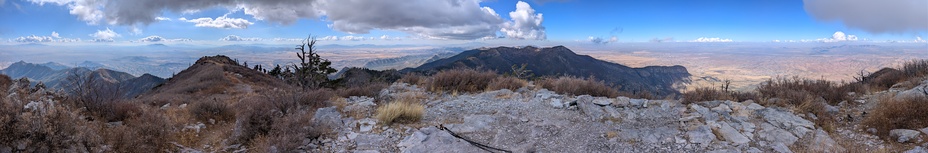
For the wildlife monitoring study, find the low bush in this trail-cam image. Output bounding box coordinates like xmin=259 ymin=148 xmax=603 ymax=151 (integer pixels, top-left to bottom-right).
xmin=107 ymin=101 xmax=142 ymax=122
xmin=426 ymin=68 xmax=498 ymax=93
xmin=683 ymin=87 xmax=758 ymax=104
xmin=683 ymin=88 xmax=733 ymax=104
xmin=756 ymin=77 xmax=852 ymax=106
xmin=336 ymin=82 xmax=388 ymax=98
xmin=250 ymin=112 xmax=326 ymax=152
xmin=234 ymin=98 xmax=279 ymax=144
xmin=486 ymin=76 xmax=528 ymax=91
xmin=863 ymin=95 xmax=928 ymax=138
xmin=536 ymin=76 xmax=619 ymax=97
xmin=900 ymin=59 xmax=928 ymax=78
xmin=0 ymin=74 xmax=10 ymax=91
xmin=304 ymin=89 xmax=335 ymax=110
xmin=190 ymin=99 xmax=235 ymax=123
xmin=375 ymin=100 xmax=424 ymax=125
xmin=397 ymin=73 xmax=426 ymax=85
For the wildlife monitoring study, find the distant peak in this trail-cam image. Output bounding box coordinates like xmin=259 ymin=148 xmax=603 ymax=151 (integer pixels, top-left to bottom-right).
xmin=195 ymin=55 xmax=238 ymax=65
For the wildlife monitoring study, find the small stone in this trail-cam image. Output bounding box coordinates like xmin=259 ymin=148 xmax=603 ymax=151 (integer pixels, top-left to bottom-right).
xmin=891 ymin=129 xmax=922 ymax=143
xmin=630 ymin=99 xmax=648 ymax=108
xmin=358 ymin=118 xmax=377 ymax=133
xmin=771 ymin=142 xmax=793 ymax=153
xmin=614 ymin=97 xmax=630 ymax=107
xmin=592 ymin=97 xmax=612 ymax=106
xmin=520 ymin=118 xmax=529 ymax=122
xmin=178 ymin=103 xmax=187 ymax=108
xmin=824 ymin=104 xmax=839 ymax=115
xmin=160 ymin=103 xmax=170 ymax=109
xmin=747 ymin=147 xmax=762 ymax=153
xmin=713 ymin=122 xmax=750 ymax=144
xmin=904 ymin=146 xmax=927 ymax=153
xmin=712 ymin=104 xmax=732 ymax=113
xmin=919 ymin=127 xmax=928 ymax=135
xmin=549 ymin=99 xmax=564 ymax=108
xmin=686 ymin=125 xmax=716 ymax=144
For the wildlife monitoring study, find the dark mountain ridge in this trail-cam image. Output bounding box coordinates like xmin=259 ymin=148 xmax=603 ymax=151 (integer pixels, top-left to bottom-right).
xmin=0 ymin=61 xmax=165 ymax=98
xmin=403 ymin=46 xmax=691 ymax=95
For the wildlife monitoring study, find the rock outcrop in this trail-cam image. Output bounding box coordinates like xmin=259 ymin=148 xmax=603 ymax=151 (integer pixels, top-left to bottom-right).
xmin=305 ymin=83 xmax=845 ymax=152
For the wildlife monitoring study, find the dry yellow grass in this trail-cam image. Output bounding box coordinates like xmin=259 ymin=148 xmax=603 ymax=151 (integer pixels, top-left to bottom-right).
xmin=375 ymin=100 xmax=425 ymax=125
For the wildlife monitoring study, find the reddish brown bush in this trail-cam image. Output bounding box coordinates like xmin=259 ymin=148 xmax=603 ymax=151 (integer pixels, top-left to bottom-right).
xmin=901 ymin=59 xmax=928 ymax=78
xmin=683 ymin=88 xmax=758 ymax=104
xmin=0 ymin=74 xmax=11 ymax=91
xmin=336 ymin=82 xmax=388 ymax=98
xmin=106 ymin=109 xmax=170 ymax=152
xmin=536 ymin=76 xmax=619 ymax=97
xmin=426 ymin=69 xmax=498 ymax=93
xmin=757 ymin=77 xmax=852 ymax=106
xmin=397 ymin=73 xmax=426 ymax=85
xmin=251 ymin=112 xmax=326 ymax=152
xmin=486 ymin=76 xmax=528 ymax=91
xmin=304 ymin=89 xmax=335 ymax=110
xmin=107 ymin=101 xmax=142 ymax=122
xmin=234 ymin=99 xmax=278 ymax=144
xmin=863 ymin=96 xmax=928 ymax=139
xmin=190 ymin=99 xmax=235 ymax=123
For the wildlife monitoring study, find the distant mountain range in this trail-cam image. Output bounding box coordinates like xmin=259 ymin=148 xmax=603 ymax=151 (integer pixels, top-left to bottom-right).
xmin=0 ymin=61 xmax=166 ymax=98
xmin=403 ymin=46 xmax=691 ymax=95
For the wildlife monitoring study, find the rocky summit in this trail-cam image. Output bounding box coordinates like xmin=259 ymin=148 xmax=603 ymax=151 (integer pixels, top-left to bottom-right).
xmin=304 ymin=83 xmax=848 ymax=152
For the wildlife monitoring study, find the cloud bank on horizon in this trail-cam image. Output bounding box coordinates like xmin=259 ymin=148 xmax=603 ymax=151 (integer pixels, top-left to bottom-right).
xmin=3 ymin=0 xmax=926 ymax=44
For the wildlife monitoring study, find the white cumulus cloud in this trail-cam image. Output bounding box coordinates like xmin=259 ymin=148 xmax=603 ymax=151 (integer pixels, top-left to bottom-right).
xmin=89 ymin=28 xmax=119 ymax=42
xmin=137 ymin=35 xmax=192 ymax=42
xmin=15 ymin=35 xmax=54 ymax=43
xmin=155 ymin=17 xmax=171 ymax=21
xmin=501 ymin=1 xmax=546 ymax=40
xmin=15 ymin=31 xmax=81 ymax=43
xmin=817 ymin=31 xmax=859 ymax=42
xmin=803 ymin=0 xmax=928 ymax=33
xmin=692 ymin=37 xmax=733 ymax=42
xmin=181 ymin=15 xmax=253 ymax=29
xmin=589 ymin=36 xmax=617 ymax=44
xmin=219 ymin=35 xmax=261 ymax=41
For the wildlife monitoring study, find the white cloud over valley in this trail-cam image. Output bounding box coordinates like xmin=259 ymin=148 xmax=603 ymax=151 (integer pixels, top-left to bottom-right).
xmin=89 ymin=28 xmax=119 ymax=42
xmin=26 ymin=0 xmax=547 ymax=40
xmin=692 ymin=37 xmax=733 ymax=42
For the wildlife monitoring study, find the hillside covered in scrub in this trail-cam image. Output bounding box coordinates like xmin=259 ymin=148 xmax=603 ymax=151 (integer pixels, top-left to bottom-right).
xmin=403 ymin=46 xmax=692 ymax=96
xmin=1 ymin=52 xmax=927 ymax=152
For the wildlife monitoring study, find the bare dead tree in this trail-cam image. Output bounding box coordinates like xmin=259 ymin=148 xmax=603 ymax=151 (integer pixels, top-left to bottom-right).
xmin=291 ymin=35 xmax=336 ymax=89
xmin=65 ymin=71 xmax=124 ymax=119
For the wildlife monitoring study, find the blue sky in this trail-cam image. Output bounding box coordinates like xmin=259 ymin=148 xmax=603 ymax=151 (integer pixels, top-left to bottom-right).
xmin=0 ymin=0 xmax=925 ymax=45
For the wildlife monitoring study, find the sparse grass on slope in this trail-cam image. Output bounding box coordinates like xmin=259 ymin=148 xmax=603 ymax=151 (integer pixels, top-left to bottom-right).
xmin=426 ymin=68 xmax=497 ymax=93
xmin=536 ymin=76 xmax=619 ymax=98
xmin=864 ymin=95 xmax=928 ymax=139
xmin=375 ymin=95 xmax=425 ymax=125
xmin=486 ymin=76 xmax=528 ymax=91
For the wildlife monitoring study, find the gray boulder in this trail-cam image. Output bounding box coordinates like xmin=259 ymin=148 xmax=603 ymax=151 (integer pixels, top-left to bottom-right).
xmin=614 ymin=97 xmax=630 ymax=107
xmin=757 ymin=123 xmax=799 ymax=145
xmin=686 ymin=125 xmax=717 ymax=145
xmin=904 ymin=146 xmax=928 ymax=153
xmin=712 ymin=122 xmax=750 ymax=144
xmin=759 ymin=108 xmax=814 ymax=138
xmin=891 ymin=129 xmax=922 ymax=143
xmin=577 ymin=96 xmax=606 ymax=121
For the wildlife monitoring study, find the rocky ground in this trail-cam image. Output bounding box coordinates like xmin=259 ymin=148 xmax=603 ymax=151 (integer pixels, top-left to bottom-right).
xmin=301 ymin=82 xmax=928 ymax=153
